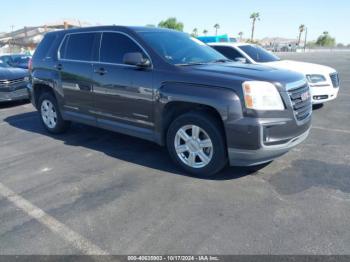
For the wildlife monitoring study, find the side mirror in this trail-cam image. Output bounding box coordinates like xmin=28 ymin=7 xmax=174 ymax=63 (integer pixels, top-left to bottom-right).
xmin=235 ymin=57 xmax=248 ymax=63
xmin=123 ymin=52 xmax=151 ymax=67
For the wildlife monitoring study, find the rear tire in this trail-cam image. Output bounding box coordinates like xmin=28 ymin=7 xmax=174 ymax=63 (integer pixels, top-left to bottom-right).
xmin=38 ymin=92 xmax=70 ymax=134
xmin=167 ymin=111 xmax=227 ymax=177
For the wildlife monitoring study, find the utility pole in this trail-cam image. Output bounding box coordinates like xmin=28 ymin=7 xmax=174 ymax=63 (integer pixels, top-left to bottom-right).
xmin=9 ymin=25 xmax=15 ymax=53
xmin=304 ymin=27 xmax=308 ymax=52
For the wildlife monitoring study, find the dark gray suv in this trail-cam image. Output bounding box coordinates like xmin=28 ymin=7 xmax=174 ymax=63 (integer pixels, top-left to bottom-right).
xmin=28 ymin=26 xmax=312 ymax=176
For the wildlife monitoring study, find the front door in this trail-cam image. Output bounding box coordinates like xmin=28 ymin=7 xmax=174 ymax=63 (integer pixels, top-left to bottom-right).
xmin=92 ymin=32 xmax=154 ymax=130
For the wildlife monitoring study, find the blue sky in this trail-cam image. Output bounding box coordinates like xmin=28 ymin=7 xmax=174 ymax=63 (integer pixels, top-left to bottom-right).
xmin=1 ymin=0 xmax=349 ymax=44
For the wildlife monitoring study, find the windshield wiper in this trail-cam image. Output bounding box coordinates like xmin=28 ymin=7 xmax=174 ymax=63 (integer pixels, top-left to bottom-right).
xmin=176 ymin=59 xmax=232 ymax=66
xmin=211 ymin=59 xmax=233 ymax=63
xmin=176 ymin=62 xmax=209 ymax=66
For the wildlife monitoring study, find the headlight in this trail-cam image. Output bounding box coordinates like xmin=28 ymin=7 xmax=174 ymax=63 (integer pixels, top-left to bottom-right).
xmin=24 ymin=76 xmax=29 ymax=82
xmin=242 ymin=81 xmax=284 ymax=111
xmin=306 ymin=74 xmax=326 ymax=83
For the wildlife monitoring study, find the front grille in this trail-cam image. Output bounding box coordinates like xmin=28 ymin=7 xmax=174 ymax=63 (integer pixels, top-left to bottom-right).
xmin=0 ymin=77 xmax=26 ymax=87
xmin=330 ymin=73 xmax=339 ymax=88
xmin=288 ymin=84 xmax=312 ymax=122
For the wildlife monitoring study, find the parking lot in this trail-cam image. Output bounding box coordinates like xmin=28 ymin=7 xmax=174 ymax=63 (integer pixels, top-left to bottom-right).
xmin=0 ymin=51 xmax=349 ymax=255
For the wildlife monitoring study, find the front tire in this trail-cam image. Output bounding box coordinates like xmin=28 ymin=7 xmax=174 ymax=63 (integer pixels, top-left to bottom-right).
xmin=38 ymin=92 xmax=70 ymax=134
xmin=167 ymin=112 xmax=227 ymax=176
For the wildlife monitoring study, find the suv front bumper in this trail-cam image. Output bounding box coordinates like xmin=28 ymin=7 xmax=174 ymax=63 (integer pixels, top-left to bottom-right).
xmin=226 ymin=115 xmax=311 ymax=166
xmin=228 ymin=128 xmax=309 ymax=166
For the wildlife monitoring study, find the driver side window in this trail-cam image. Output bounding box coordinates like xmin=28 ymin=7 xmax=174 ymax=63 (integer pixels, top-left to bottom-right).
xmin=100 ymin=32 xmax=147 ymax=64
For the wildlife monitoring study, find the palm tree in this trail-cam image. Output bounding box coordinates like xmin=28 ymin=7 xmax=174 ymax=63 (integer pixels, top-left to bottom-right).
xmin=203 ymin=29 xmax=208 ymax=36
xmin=214 ymin=23 xmax=220 ymax=36
xmin=297 ymin=24 xmax=305 ymax=46
xmin=250 ymin=12 xmax=260 ymax=41
xmin=238 ymin=31 xmax=244 ymax=41
xmin=192 ymin=28 xmax=198 ymax=37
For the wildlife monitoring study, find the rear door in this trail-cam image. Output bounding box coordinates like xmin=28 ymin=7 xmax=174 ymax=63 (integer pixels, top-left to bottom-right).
xmin=58 ymin=32 xmax=99 ymax=121
xmin=92 ymin=32 xmax=154 ymax=130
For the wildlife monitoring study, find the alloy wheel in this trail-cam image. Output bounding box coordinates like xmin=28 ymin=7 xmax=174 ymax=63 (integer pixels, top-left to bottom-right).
xmin=174 ymin=125 xmax=213 ymax=168
xmin=41 ymin=99 xmax=57 ymax=129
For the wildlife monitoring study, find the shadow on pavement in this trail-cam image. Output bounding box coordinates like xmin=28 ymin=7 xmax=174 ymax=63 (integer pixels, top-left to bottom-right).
xmin=4 ymin=111 xmax=266 ymax=181
xmin=0 ymin=100 xmax=29 ymax=109
xmin=312 ymin=104 xmax=324 ymax=110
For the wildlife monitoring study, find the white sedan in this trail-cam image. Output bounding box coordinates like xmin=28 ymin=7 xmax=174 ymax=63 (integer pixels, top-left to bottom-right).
xmin=209 ymin=43 xmax=340 ymax=104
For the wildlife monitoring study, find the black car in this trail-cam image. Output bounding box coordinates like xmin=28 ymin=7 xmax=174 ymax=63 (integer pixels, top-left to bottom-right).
xmin=28 ymin=26 xmax=312 ymax=176
xmin=0 ymin=54 xmax=31 ymax=69
xmin=0 ymin=60 xmax=29 ymax=102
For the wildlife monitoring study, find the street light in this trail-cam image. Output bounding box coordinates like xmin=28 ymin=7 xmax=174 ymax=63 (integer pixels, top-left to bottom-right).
xmin=304 ymin=27 xmax=308 ymax=52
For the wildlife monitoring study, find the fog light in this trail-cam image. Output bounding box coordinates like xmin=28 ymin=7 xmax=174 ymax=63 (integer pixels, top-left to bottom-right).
xmin=313 ymin=95 xmax=328 ymax=100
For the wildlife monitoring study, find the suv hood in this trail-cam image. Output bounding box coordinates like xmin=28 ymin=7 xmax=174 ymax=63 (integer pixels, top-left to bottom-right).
xmin=0 ymin=67 xmax=28 ymax=80
xmin=264 ymin=60 xmax=336 ymax=75
xmin=186 ymin=62 xmax=305 ymax=86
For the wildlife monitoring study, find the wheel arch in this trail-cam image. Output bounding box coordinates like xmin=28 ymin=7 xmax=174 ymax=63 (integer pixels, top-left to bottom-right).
xmin=32 ymin=82 xmax=56 ymax=109
xmin=156 ymin=82 xmax=243 ymax=145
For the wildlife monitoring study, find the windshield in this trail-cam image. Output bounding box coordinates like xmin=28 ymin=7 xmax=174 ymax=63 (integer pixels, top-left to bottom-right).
xmin=12 ymin=55 xmax=31 ymax=64
xmin=0 ymin=60 xmax=9 ymax=68
xmin=238 ymin=45 xmax=280 ymax=63
xmin=139 ymin=31 xmax=228 ymax=65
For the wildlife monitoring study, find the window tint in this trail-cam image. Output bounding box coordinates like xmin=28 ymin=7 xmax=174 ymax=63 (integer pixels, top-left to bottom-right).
xmin=0 ymin=56 xmax=11 ymax=64
xmin=212 ymin=46 xmax=244 ymax=60
xmin=33 ymin=33 xmax=57 ymax=60
xmin=100 ymin=32 xmax=145 ymax=64
xmin=0 ymin=60 xmax=10 ymax=68
xmin=12 ymin=55 xmax=30 ymax=64
xmin=139 ymin=31 xmax=226 ymax=65
xmin=64 ymin=33 xmax=96 ymax=61
xmin=59 ymin=35 xmax=69 ymax=59
xmin=238 ymin=45 xmax=280 ymax=63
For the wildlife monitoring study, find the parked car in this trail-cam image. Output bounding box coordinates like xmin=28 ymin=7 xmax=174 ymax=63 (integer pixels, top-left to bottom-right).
xmin=0 ymin=60 xmax=29 ymax=102
xmin=209 ymin=43 xmax=339 ymax=104
xmin=28 ymin=26 xmax=311 ymax=176
xmin=0 ymin=54 xmax=32 ymax=69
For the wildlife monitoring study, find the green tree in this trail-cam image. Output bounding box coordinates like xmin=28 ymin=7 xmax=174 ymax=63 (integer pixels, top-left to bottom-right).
xmin=192 ymin=28 xmax=198 ymax=37
xmin=203 ymin=29 xmax=208 ymax=36
xmin=250 ymin=12 xmax=260 ymax=41
xmin=214 ymin=23 xmax=220 ymax=36
xmin=297 ymin=24 xmax=305 ymax=46
xmin=315 ymin=31 xmax=336 ymax=47
xmin=158 ymin=17 xmax=184 ymax=31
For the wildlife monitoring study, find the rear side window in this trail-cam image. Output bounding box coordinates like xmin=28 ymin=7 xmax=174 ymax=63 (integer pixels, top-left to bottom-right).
xmin=100 ymin=32 xmax=145 ymax=64
xmin=212 ymin=46 xmax=244 ymax=60
xmin=33 ymin=33 xmax=57 ymax=60
xmin=61 ymin=33 xmax=96 ymax=61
